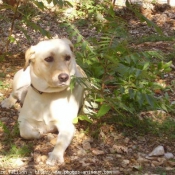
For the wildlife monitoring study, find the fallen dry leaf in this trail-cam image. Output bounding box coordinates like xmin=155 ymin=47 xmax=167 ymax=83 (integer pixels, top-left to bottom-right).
xmin=92 ymin=149 xmax=105 ymax=155
xmin=110 ymin=145 xmax=128 ymax=154
xmin=82 ymin=140 xmax=91 ymax=150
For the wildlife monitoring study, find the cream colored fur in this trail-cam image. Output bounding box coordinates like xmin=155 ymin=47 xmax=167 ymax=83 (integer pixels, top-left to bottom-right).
xmin=1 ymin=38 xmax=85 ymax=166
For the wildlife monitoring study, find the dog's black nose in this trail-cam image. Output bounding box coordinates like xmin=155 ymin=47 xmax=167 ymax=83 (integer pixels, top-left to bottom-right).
xmin=58 ymin=73 xmax=69 ymax=82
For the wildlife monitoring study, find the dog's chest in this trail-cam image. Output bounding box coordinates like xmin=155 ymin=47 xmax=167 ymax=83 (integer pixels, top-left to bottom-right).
xmin=20 ymin=86 xmax=83 ymax=126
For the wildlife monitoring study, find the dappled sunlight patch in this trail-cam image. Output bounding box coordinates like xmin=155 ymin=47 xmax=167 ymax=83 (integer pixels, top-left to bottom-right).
xmin=139 ymin=110 xmax=169 ymax=124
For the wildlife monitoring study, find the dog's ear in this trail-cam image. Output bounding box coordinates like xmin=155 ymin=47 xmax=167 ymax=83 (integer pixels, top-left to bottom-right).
xmin=62 ymin=38 xmax=74 ymax=52
xmin=24 ymin=46 xmax=35 ymax=71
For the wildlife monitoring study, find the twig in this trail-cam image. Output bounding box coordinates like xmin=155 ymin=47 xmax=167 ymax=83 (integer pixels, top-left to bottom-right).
xmin=171 ymin=64 xmax=175 ymax=70
xmin=5 ymin=0 xmax=21 ymax=52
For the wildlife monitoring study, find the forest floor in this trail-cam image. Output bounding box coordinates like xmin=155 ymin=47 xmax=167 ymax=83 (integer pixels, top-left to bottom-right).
xmin=0 ymin=2 xmax=175 ymax=175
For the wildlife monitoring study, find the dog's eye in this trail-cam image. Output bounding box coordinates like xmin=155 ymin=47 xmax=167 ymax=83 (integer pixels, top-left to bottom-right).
xmin=65 ymin=55 xmax=71 ymax=61
xmin=45 ymin=56 xmax=54 ymax=62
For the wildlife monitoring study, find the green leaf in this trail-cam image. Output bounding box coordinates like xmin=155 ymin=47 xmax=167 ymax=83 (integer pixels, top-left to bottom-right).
xmin=136 ymin=69 xmax=141 ymax=78
xmin=72 ymin=117 xmax=78 ymax=124
xmin=160 ymin=103 xmax=168 ymax=112
xmin=70 ymin=76 xmax=76 ymax=92
xmin=78 ymin=115 xmax=93 ymax=123
xmin=77 ymin=36 xmax=82 ymax=43
xmin=136 ymin=92 xmax=144 ymax=106
xmin=129 ymin=88 xmax=135 ymax=99
xmin=8 ymin=35 xmax=15 ymax=43
xmin=53 ymin=0 xmax=64 ymax=7
xmin=96 ymin=104 xmax=111 ymax=118
xmin=142 ymin=62 xmax=150 ymax=70
xmin=64 ymin=1 xmax=73 ymax=7
xmin=16 ymin=26 xmax=31 ymax=41
xmin=95 ymin=98 xmax=104 ymax=103
xmin=33 ymin=1 xmax=45 ymax=10
xmin=145 ymin=94 xmax=155 ymax=107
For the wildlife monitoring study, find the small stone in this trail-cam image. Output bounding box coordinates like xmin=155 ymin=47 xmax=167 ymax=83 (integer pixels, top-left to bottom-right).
xmin=164 ymin=74 xmax=168 ymax=78
xmin=164 ymin=152 xmax=174 ymax=159
xmin=148 ymin=145 xmax=165 ymax=157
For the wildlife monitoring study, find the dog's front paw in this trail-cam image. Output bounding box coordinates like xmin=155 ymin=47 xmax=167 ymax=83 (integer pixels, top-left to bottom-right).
xmin=46 ymin=152 xmax=64 ymax=166
xmin=1 ymin=98 xmax=15 ymax=109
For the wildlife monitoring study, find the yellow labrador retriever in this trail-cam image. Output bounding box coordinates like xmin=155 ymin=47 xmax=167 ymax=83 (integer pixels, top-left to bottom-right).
xmin=1 ymin=38 xmax=85 ymax=166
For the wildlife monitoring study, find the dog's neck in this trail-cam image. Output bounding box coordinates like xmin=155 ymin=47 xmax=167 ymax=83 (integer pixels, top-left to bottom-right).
xmin=30 ymin=83 xmax=70 ymax=94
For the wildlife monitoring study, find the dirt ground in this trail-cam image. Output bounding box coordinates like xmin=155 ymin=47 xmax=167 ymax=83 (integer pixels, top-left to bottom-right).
xmin=0 ymin=2 xmax=175 ymax=175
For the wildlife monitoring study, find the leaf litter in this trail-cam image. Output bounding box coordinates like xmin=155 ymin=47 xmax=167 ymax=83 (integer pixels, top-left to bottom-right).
xmin=0 ymin=1 xmax=175 ymax=175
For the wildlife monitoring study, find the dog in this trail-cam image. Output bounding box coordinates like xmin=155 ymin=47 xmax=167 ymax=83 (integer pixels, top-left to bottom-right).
xmin=1 ymin=38 xmax=86 ymax=166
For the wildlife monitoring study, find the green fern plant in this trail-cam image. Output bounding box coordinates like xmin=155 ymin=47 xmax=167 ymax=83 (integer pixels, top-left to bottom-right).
xmin=62 ymin=0 xmax=172 ymax=121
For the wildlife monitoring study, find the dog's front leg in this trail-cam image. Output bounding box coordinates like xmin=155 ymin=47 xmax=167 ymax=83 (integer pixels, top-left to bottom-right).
xmin=19 ymin=119 xmax=42 ymax=139
xmin=46 ymin=123 xmax=75 ymax=166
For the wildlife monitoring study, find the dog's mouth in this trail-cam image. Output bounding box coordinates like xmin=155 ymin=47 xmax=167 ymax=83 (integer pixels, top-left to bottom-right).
xmin=52 ymin=81 xmax=70 ymax=88
xmin=59 ymin=82 xmax=69 ymax=86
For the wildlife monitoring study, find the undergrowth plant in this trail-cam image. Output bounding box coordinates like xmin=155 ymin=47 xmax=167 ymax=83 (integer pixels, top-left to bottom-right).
xmin=62 ymin=0 xmax=173 ymax=122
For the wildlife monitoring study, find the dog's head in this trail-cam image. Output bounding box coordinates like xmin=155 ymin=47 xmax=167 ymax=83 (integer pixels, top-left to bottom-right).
xmin=24 ymin=38 xmax=77 ymax=93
